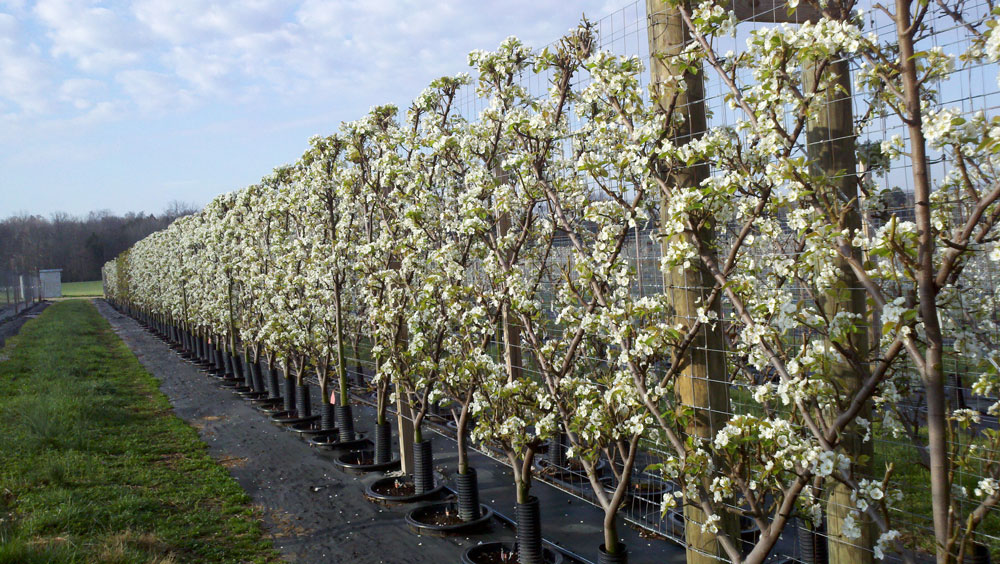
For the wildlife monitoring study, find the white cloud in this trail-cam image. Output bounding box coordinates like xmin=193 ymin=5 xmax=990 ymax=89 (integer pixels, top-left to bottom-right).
xmin=133 ymin=0 xmax=292 ymax=44
xmin=116 ymin=69 xmax=193 ymax=112
xmin=34 ymin=0 xmax=148 ymax=72
xmin=0 ymin=12 xmax=54 ymax=114
xmin=59 ymin=77 xmax=106 ymax=109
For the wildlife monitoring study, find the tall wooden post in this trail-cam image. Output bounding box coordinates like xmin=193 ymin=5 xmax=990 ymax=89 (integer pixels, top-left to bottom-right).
xmin=496 ymin=210 xmax=522 ymax=383
xmin=391 ymin=255 xmax=415 ymax=474
xmin=646 ymin=2 xmax=735 ymax=562
xmin=805 ymin=59 xmax=873 ymax=564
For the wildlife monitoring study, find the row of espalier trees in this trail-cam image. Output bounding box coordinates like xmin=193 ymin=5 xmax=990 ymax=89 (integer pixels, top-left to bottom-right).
xmin=102 ymin=1 xmax=1000 ymax=563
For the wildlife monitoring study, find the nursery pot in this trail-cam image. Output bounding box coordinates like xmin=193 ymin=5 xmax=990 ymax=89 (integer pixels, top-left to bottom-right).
xmin=296 ymin=383 xmax=311 ymax=417
xmin=241 ymin=355 xmax=254 ymax=388
xmin=223 ymin=351 xmax=235 ymax=377
xmin=797 ymin=519 xmax=828 ymax=564
xmin=335 ymin=404 xmax=355 ymax=440
xmin=266 ymin=364 xmax=280 ymax=399
xmin=548 ymin=433 xmax=567 ymax=468
xmin=455 ymin=468 xmax=482 ymax=521
xmin=374 ymin=421 xmax=392 ymax=465
xmin=598 ymin=543 xmax=628 ymax=564
xmin=283 ymin=374 xmax=296 ymax=413
xmin=250 ymin=360 xmax=266 ymax=394
xmin=461 ymin=542 xmax=563 ymax=564
xmin=516 ymin=496 xmax=543 ymax=564
xmin=413 ymin=439 xmax=434 ymax=495
xmin=965 ymin=542 xmax=991 ymax=564
xmin=233 ymin=352 xmax=245 ymax=382
xmin=320 ymin=401 xmax=335 ymax=431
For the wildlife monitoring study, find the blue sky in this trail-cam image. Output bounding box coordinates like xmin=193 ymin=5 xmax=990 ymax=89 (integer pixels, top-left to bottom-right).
xmin=0 ymin=0 xmax=631 ymax=218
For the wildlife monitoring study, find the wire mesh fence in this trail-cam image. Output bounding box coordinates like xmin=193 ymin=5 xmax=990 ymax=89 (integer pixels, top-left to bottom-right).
xmin=0 ymin=269 xmax=42 ymax=323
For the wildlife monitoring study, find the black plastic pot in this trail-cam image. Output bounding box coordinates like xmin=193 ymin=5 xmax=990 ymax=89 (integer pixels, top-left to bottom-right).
xmin=308 ymin=433 xmax=369 ymax=451
xmin=283 ymin=375 xmax=296 ymax=413
xmin=661 ymin=509 xmax=686 ymax=538
xmin=517 ymin=496 xmax=544 ymax=564
xmin=741 ymin=515 xmax=760 ymax=553
xmin=295 ymin=383 xmax=311 ymax=418
xmin=213 ymin=348 xmax=224 ymax=374
xmin=320 ymin=401 xmax=335 ymax=431
xmin=598 ymin=543 xmax=627 ymax=564
xmin=237 ymin=389 xmax=267 ymax=400
xmin=218 ymin=376 xmax=242 ymax=389
xmin=404 ymin=501 xmax=493 ymax=536
xmin=548 ymin=434 xmax=567 ymax=467
xmin=461 ymin=542 xmax=563 ymax=564
xmin=241 ymin=355 xmax=253 ymax=388
xmin=288 ymin=419 xmax=335 ymax=437
xmin=413 ymin=439 xmax=434 ymax=495
xmin=250 ymin=359 xmax=265 ymax=394
xmin=233 ymin=352 xmax=245 ymax=381
xmin=269 ymin=410 xmax=320 ymax=426
xmin=223 ymin=351 xmax=234 ymax=377
xmin=966 ymin=543 xmax=991 ymax=564
xmin=251 ymin=396 xmax=282 ymax=408
xmin=265 ymin=363 xmax=280 ymax=399
xmin=628 ymin=477 xmax=676 ymax=514
xmin=335 ymin=405 xmax=355 ymax=441
xmin=535 ymin=457 xmax=607 ymax=481
xmin=455 ymin=468 xmax=482 ymax=521
xmin=374 ymin=421 xmax=392 ymax=465
xmin=797 ymin=519 xmax=828 ymax=564
xmin=363 ymin=475 xmax=444 ymax=506
xmin=333 ymin=448 xmax=400 ymax=475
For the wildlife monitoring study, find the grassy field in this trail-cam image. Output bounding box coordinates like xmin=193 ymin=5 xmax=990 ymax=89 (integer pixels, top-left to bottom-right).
xmin=61 ymin=280 xmax=104 ymax=297
xmin=0 ymin=300 xmax=278 ymax=564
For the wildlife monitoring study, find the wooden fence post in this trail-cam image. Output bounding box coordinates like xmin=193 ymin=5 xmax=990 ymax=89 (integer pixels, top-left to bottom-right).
xmin=805 ymin=57 xmax=874 ymax=564
xmin=646 ymin=2 xmax=736 ymax=561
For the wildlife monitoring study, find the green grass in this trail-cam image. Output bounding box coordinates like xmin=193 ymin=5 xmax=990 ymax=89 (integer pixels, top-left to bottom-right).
xmin=0 ymin=301 xmax=278 ymax=564
xmin=61 ymin=280 xmax=104 ymax=297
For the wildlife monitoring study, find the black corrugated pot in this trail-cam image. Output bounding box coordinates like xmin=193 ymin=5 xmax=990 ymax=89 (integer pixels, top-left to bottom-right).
xmin=516 ymin=496 xmax=543 ymax=564
xmin=455 ymin=468 xmax=481 ymax=521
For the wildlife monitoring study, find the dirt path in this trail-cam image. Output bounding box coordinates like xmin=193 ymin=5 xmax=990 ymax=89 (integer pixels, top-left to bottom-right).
xmin=96 ymin=299 xmax=480 ymax=564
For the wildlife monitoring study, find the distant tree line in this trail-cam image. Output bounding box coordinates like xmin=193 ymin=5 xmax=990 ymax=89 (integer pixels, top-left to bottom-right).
xmin=0 ymin=201 xmax=198 ymax=282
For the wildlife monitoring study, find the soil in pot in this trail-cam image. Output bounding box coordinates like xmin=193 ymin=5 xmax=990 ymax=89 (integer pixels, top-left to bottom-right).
xmin=461 ymin=542 xmax=563 ymax=564
xmin=371 ymin=477 xmax=415 ymax=497
xmin=364 ymin=475 xmax=445 ymax=506
xmin=405 ymin=502 xmax=494 ymax=537
xmin=333 ymin=448 xmax=400 ymax=475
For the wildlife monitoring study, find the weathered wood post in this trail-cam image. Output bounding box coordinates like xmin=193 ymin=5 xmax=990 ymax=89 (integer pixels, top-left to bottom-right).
xmin=804 ymin=55 xmax=874 ymax=564
xmin=646 ymin=2 xmax=736 ymax=561
xmin=496 ymin=210 xmax=523 ymax=384
xmin=390 ymin=256 xmax=416 ymax=474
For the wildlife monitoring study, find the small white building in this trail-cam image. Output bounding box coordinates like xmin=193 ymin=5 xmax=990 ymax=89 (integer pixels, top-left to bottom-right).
xmin=39 ymin=269 xmax=62 ymax=299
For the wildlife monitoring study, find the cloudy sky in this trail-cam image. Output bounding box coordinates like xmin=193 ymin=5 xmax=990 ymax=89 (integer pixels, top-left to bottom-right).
xmin=1 ymin=0 xmax=634 ymax=217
